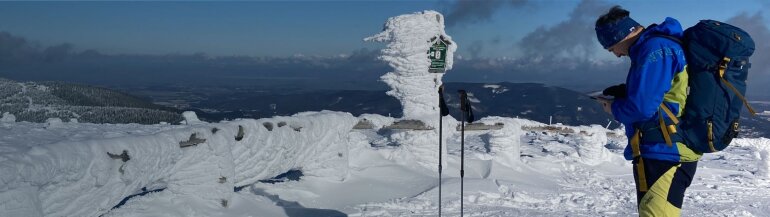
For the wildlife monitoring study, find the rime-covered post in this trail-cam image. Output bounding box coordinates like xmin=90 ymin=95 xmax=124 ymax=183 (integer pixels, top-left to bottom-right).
xmin=365 ymin=11 xmax=457 ymax=127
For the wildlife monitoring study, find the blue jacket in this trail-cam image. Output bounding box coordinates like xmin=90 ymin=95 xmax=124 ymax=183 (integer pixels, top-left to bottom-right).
xmin=613 ymin=17 xmax=701 ymax=162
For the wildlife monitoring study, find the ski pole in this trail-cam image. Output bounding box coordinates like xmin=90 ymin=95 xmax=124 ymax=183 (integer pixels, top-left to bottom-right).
xmin=437 ymin=85 xmax=449 ymax=217
xmin=457 ymin=89 xmax=469 ymax=217
xmin=439 ymin=101 xmax=443 ymax=217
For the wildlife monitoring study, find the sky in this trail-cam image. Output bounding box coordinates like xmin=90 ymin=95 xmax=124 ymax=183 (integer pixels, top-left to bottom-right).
xmin=1 ymin=0 xmax=770 ymax=96
xmin=0 ymin=0 xmax=766 ymax=58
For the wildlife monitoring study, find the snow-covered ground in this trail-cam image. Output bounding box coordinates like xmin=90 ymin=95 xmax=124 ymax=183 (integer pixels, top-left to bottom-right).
xmin=2 ymin=112 xmax=769 ymax=217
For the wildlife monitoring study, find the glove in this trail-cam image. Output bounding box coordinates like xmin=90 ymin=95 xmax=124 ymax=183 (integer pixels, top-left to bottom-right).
xmin=603 ymin=84 xmax=627 ymax=98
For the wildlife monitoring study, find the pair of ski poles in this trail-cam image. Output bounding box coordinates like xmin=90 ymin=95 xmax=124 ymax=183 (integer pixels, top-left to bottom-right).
xmin=438 ymin=85 xmax=474 ymax=217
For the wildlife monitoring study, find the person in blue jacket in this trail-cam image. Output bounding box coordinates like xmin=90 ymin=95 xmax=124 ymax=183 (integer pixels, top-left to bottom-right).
xmin=594 ymin=6 xmax=700 ymax=217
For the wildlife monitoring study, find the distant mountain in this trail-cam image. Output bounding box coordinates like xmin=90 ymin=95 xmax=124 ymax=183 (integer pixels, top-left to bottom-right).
xmin=0 ymin=78 xmax=182 ymax=124
xmin=193 ymin=89 xmax=402 ymax=120
xmin=191 ymin=82 xmax=614 ymax=127
xmin=188 ymin=82 xmax=769 ymax=137
xmin=441 ymin=82 xmax=614 ymax=127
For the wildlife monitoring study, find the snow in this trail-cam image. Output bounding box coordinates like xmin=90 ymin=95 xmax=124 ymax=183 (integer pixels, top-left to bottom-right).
xmin=181 ymin=111 xmax=203 ymax=124
xmin=483 ymin=84 xmax=509 ymax=94
xmin=2 ymin=111 xmax=770 ymax=216
xmin=1 ymin=112 xmax=15 ymax=123
xmin=0 ymin=111 xmax=358 ymax=217
xmin=45 ymin=117 xmax=63 ymax=128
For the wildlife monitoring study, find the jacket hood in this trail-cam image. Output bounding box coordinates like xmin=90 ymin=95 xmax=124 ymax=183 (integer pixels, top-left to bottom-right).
xmin=634 ymin=17 xmax=685 ymax=47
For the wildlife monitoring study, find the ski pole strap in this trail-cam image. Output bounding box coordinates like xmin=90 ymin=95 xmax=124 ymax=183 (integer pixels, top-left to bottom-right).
xmin=631 ymin=129 xmax=648 ymax=192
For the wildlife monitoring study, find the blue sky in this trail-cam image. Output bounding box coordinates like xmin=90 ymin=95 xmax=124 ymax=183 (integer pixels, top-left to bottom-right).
xmin=0 ymin=0 xmax=767 ymax=58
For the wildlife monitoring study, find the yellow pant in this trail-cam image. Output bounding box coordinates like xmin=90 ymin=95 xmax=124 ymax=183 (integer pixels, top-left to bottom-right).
xmin=633 ymin=158 xmax=697 ymax=217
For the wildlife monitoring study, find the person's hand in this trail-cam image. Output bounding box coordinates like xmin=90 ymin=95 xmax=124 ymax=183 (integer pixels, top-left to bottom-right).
xmin=595 ymin=98 xmax=613 ymax=116
xmin=603 ymin=84 xmax=627 ymax=98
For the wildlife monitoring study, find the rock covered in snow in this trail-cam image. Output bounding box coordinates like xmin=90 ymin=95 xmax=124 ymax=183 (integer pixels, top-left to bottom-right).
xmin=365 ymin=10 xmax=457 ymax=124
xmin=1 ymin=112 xmax=15 ymax=123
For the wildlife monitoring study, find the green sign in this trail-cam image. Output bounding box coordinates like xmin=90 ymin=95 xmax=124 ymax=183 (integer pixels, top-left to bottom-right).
xmin=428 ymin=36 xmax=449 ymax=73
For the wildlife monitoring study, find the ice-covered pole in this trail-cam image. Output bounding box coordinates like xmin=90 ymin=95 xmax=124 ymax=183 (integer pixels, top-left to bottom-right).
xmin=365 ymin=11 xmax=457 ymax=126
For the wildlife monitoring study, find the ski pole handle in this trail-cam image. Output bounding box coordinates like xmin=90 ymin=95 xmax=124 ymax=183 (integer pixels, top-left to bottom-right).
xmin=458 ymin=90 xmax=468 ymax=112
xmin=439 ymin=85 xmax=449 ymax=116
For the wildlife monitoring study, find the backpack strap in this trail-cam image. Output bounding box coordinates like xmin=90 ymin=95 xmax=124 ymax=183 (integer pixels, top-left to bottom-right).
xmin=631 ymin=129 xmax=648 ymax=192
xmin=718 ymin=57 xmax=758 ymax=116
xmin=636 ymin=104 xmax=682 ymax=146
xmin=658 ymin=104 xmax=679 ymax=146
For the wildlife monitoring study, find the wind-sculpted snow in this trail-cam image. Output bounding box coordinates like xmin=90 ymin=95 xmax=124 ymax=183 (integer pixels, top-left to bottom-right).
xmin=0 ymin=111 xmax=357 ymax=217
xmin=2 ymin=113 xmax=769 ymax=216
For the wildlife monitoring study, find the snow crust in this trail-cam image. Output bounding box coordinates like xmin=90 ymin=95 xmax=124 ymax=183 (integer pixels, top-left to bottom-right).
xmin=365 ymin=10 xmax=457 ymax=124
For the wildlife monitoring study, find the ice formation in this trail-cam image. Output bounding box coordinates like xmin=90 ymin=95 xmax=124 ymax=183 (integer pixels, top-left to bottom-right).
xmin=365 ymin=10 xmax=457 ymax=124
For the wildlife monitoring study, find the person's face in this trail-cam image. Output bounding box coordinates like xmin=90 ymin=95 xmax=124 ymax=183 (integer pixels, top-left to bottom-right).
xmin=605 ymin=27 xmax=641 ymax=58
xmin=607 ymin=38 xmax=630 ymax=58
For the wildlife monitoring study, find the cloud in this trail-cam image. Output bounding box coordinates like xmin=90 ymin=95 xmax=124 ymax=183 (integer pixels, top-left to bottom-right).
xmin=0 ymin=32 xmax=74 ymax=64
xmin=459 ymin=0 xmax=628 ymax=90
xmin=444 ymin=0 xmax=529 ymax=27
xmin=0 ymin=32 xmax=42 ymax=65
xmin=1 ymin=32 xmax=390 ymax=90
xmin=518 ymin=0 xmax=611 ymax=60
xmin=725 ymin=12 xmax=770 ymax=95
xmin=467 ymin=40 xmax=484 ymax=59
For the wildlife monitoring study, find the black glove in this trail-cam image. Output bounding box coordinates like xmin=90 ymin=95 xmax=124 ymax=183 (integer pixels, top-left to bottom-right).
xmin=603 ymin=84 xmax=627 ymax=98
